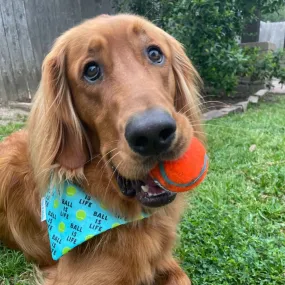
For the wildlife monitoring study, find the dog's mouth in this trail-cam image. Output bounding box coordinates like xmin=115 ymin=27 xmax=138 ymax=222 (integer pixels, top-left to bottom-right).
xmin=112 ymin=166 xmax=176 ymax=208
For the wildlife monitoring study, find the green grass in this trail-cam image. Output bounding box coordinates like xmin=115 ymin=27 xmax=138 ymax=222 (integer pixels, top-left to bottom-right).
xmin=0 ymin=123 xmax=25 ymax=142
xmin=0 ymin=96 xmax=285 ymax=284
xmin=0 ymin=245 xmax=34 ymax=285
xmin=0 ymin=123 xmax=34 ymax=285
xmin=177 ymin=95 xmax=285 ymax=284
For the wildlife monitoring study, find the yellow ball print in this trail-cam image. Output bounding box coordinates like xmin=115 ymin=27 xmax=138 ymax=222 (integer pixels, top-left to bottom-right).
xmin=136 ymin=214 xmax=145 ymax=220
xmin=53 ymin=199 xmax=59 ymax=209
xmin=62 ymin=247 xmax=71 ymax=255
xmin=112 ymin=223 xmax=121 ymax=228
xmin=100 ymin=202 xmax=107 ymax=210
xmin=58 ymin=222 xmax=66 ymax=233
xmin=66 ymin=186 xmax=76 ymax=196
xmin=85 ymin=234 xmax=94 ymax=241
xmin=76 ymin=210 xmax=87 ymax=221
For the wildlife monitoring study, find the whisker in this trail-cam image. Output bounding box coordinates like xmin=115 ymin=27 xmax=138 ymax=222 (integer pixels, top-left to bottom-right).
xmin=84 ymin=140 xmax=120 ymax=165
xmin=104 ymin=160 xmax=123 ymax=200
xmin=94 ymin=148 xmax=118 ymax=170
xmin=84 ymin=153 xmax=101 ymax=165
xmin=96 ymin=151 xmax=122 ymax=194
xmin=179 ymin=100 xmax=228 ymax=116
xmin=193 ymin=130 xmax=214 ymax=137
xmin=99 ymin=151 xmax=121 ymax=173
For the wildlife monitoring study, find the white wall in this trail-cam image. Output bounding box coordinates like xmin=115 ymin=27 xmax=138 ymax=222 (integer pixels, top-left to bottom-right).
xmin=259 ymin=21 xmax=285 ymax=49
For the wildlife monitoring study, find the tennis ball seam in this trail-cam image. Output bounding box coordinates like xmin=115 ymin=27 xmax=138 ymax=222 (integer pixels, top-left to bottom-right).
xmin=159 ymin=155 xmax=209 ymax=187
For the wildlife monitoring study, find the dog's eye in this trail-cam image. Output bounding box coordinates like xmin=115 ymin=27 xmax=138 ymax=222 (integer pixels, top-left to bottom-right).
xmin=147 ymin=46 xmax=164 ymax=65
xmin=83 ymin=62 xmax=102 ymax=83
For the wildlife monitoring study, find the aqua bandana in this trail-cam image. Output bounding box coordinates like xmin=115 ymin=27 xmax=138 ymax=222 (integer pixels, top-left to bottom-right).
xmin=42 ymin=182 xmax=149 ymax=260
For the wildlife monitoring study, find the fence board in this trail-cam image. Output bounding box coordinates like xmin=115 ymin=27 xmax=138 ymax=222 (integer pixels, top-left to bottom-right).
xmin=34 ymin=0 xmax=54 ymax=57
xmin=54 ymin=0 xmax=77 ymax=36
xmin=23 ymin=0 xmax=44 ymax=77
xmin=0 ymin=71 xmax=8 ymax=104
xmin=100 ymin=0 xmax=115 ymax=15
xmin=0 ymin=0 xmax=28 ymax=100
xmin=0 ymin=9 xmax=17 ymax=101
xmin=46 ymin=0 xmax=58 ymax=43
xmin=76 ymin=0 xmax=83 ymax=25
xmin=80 ymin=0 xmax=101 ymax=20
xmin=13 ymin=0 xmax=39 ymax=97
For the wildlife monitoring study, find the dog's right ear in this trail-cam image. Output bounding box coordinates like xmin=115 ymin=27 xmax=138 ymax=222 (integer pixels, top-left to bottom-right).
xmin=167 ymin=34 xmax=205 ymax=143
xmin=28 ymin=38 xmax=90 ymax=193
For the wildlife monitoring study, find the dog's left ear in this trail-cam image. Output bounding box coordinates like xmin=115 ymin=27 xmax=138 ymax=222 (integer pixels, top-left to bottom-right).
xmin=169 ymin=36 xmax=205 ymax=142
xmin=44 ymin=50 xmax=91 ymax=170
xmin=28 ymin=37 xmax=91 ymax=192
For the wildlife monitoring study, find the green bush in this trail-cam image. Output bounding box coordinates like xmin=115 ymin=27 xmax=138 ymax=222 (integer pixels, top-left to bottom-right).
xmin=262 ymin=6 xmax=285 ymax=22
xmin=243 ymin=48 xmax=285 ymax=88
xmin=163 ymin=1 xmax=248 ymax=95
xmin=114 ymin=0 xmax=285 ymax=96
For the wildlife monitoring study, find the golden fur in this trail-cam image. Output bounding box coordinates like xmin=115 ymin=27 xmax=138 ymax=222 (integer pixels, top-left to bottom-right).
xmin=0 ymin=14 xmax=204 ymax=284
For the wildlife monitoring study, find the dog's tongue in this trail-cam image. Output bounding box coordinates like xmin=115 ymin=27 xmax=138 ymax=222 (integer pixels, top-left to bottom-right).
xmin=145 ymin=175 xmax=157 ymax=187
xmin=141 ymin=175 xmax=166 ymax=195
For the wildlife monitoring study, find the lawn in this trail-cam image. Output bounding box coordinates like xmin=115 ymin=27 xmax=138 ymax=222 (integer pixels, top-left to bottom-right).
xmin=177 ymin=94 xmax=285 ymax=284
xmin=0 ymin=95 xmax=285 ymax=284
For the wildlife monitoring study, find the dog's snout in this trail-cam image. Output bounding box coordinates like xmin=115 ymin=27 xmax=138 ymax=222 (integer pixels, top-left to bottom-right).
xmin=125 ymin=109 xmax=176 ymax=156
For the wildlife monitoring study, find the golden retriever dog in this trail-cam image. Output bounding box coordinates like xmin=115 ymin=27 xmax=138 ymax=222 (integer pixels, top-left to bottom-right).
xmin=0 ymin=14 xmax=204 ymax=285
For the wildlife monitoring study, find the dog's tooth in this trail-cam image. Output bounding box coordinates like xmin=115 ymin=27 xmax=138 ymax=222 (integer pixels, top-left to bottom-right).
xmin=141 ymin=185 xmax=149 ymax=192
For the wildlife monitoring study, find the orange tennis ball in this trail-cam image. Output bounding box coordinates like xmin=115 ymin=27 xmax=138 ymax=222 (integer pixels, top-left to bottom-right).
xmin=150 ymin=137 xmax=209 ymax=193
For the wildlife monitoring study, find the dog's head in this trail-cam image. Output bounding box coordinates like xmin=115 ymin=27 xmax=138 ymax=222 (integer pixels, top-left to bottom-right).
xmin=29 ymin=14 xmax=204 ymax=208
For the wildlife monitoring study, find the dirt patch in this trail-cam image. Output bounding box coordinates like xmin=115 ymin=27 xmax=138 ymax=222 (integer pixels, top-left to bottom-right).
xmin=0 ymin=107 xmax=29 ymax=126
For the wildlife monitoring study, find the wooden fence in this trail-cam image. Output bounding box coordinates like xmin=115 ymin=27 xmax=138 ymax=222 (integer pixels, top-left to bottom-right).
xmin=0 ymin=0 xmax=114 ymax=104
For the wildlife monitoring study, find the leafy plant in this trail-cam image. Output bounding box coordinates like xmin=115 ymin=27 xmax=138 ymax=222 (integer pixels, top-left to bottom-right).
xmin=242 ymin=47 xmax=285 ymax=88
xmin=261 ymin=5 xmax=285 ymax=22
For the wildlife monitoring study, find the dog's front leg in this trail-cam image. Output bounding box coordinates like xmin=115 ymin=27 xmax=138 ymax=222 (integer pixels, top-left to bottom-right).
xmin=154 ymin=257 xmax=191 ymax=285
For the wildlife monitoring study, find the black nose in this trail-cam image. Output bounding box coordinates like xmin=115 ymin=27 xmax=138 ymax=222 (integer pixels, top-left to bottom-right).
xmin=125 ymin=109 xmax=176 ymax=156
